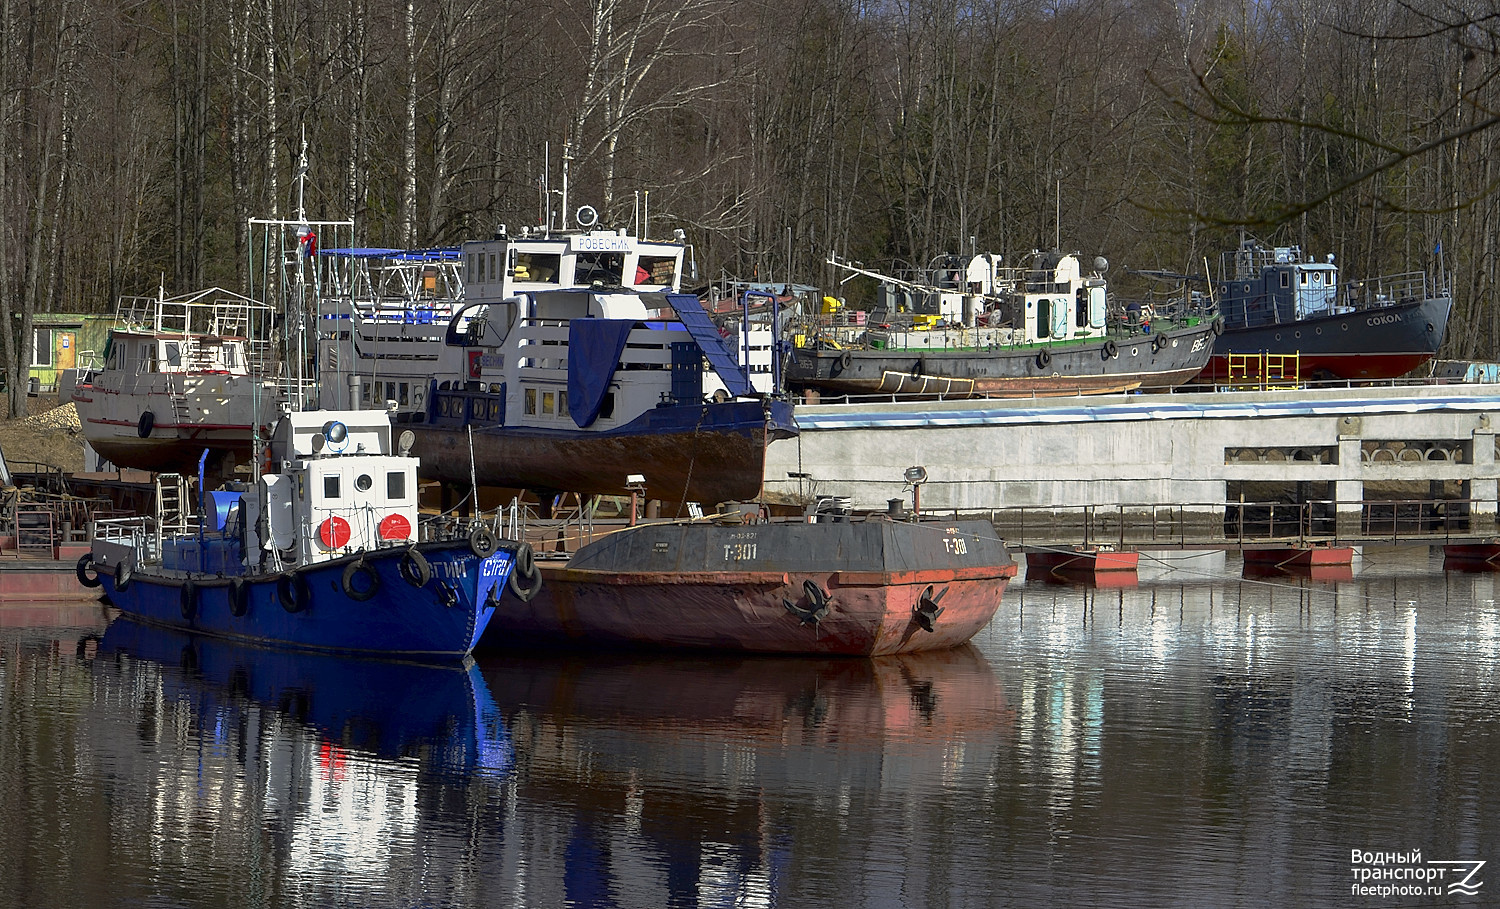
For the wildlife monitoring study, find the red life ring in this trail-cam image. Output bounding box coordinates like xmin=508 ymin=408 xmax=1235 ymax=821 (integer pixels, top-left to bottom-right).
xmin=319 ymin=516 xmax=351 ymax=549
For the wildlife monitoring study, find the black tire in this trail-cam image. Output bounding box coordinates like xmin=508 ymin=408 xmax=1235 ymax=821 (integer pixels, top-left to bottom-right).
xmin=229 ymin=577 xmax=250 ymax=617
xmin=507 ymin=544 xmax=543 ymax=602
xmin=75 ymin=554 xmax=101 ymax=588
xmin=469 ymin=526 xmax=498 ymax=558
xmin=137 ymin=411 xmax=155 ymax=438
xmin=1212 ymin=317 xmax=1225 ymax=336
xmin=180 ymin=579 xmax=197 ymax=621
xmin=837 ymin=351 xmax=853 ymax=371
xmin=341 ymin=559 xmax=380 ymax=602
xmin=276 ymin=572 xmax=307 ymax=613
xmin=399 ymin=548 xmax=432 ymax=587
xmin=1101 ymin=340 xmax=1118 ymax=360
xmin=1152 ymin=333 xmax=1168 ymax=352
xmin=115 ymin=560 xmax=133 ymax=592
xmin=1035 ymin=348 xmax=1052 ymax=369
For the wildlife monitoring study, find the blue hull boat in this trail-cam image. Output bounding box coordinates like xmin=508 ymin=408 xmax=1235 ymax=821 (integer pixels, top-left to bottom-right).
xmin=93 ymin=541 xmax=514 ymax=658
xmin=82 ymin=409 xmax=538 ymax=659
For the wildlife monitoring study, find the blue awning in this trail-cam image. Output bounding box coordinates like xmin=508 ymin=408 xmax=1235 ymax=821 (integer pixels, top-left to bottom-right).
xmin=666 ymin=292 xmax=752 ymax=398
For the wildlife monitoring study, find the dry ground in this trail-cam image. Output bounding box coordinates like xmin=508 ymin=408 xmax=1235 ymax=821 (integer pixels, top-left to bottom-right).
xmin=0 ymin=397 xmax=86 ymax=473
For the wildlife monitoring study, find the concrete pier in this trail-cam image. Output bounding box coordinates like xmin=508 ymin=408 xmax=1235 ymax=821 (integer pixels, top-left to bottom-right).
xmin=764 ymin=384 xmax=1500 ymax=538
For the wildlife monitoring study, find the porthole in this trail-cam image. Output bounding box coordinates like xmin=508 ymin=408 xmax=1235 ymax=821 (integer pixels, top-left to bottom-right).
xmin=356 ymin=474 xmax=373 ymax=492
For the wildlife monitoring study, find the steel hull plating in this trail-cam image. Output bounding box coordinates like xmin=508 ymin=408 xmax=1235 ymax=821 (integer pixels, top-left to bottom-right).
xmin=1198 ymin=295 xmax=1452 ymax=382
xmin=786 ymin=323 xmax=1218 ymax=398
xmin=94 ymin=542 xmax=514 ymax=658
xmin=486 ymin=519 xmax=1017 ymax=655
xmin=409 ymin=399 xmax=797 ymax=503
xmin=73 ymin=373 xmax=278 ymax=473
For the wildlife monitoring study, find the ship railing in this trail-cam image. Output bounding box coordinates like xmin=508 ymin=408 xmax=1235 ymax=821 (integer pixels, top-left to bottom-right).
xmin=1341 ymin=271 xmax=1435 ymax=308
xmin=113 ymin=288 xmax=273 ymax=338
xmin=93 ymin=515 xmax=158 ymax=562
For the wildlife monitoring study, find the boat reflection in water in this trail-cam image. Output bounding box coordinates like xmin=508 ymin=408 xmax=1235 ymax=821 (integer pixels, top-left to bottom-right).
xmin=477 ymin=646 xmax=1009 ymax=907
xmin=93 ymin=615 xmax=513 ymax=778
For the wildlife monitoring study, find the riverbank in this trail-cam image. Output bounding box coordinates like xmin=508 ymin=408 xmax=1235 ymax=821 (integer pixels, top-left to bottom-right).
xmin=0 ymin=400 xmax=86 ymax=473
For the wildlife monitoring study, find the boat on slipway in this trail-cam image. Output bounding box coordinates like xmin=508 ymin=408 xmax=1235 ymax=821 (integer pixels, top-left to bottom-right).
xmin=80 ymin=409 xmax=536 ymax=659
xmin=317 ymin=213 xmax=797 ymax=506
xmin=487 ymin=511 xmax=1017 ymax=655
xmin=1196 ymin=238 xmax=1452 ymax=383
xmin=785 ymin=250 xmax=1222 ymax=399
xmin=69 ymin=287 xmax=293 ymax=477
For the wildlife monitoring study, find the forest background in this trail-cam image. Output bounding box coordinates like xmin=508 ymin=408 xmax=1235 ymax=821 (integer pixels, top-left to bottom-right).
xmin=0 ymin=0 xmax=1496 ymax=413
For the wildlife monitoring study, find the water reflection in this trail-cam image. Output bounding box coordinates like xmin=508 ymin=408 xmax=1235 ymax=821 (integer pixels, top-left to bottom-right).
xmin=2 ymin=548 xmax=1500 ymax=905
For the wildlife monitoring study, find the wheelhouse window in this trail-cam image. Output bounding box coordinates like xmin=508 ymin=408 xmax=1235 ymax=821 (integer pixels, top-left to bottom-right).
xmin=387 ymin=471 xmax=406 ymax=499
xmin=636 ymin=255 xmax=678 ymax=286
xmin=324 ymin=474 xmax=341 ymax=498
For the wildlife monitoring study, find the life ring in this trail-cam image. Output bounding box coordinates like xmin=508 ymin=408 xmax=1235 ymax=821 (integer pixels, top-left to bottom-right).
xmin=115 ymin=560 xmax=133 ymax=592
xmin=137 ymin=411 xmax=155 ymax=438
xmin=1101 ymin=340 xmax=1118 ymax=360
xmin=341 ymin=559 xmax=380 ymax=602
xmin=229 ymin=577 xmax=250 ymax=617
xmin=1212 ymin=317 xmax=1225 ymax=336
xmin=75 ymin=554 xmax=101 ymax=588
xmin=469 ymin=526 xmax=498 ymax=558
xmin=1035 ymin=348 xmax=1052 ymax=369
xmin=399 ymin=548 xmax=432 ymax=587
xmin=180 ymin=579 xmax=197 ymax=621
xmin=837 ymin=351 xmax=853 ymax=371
xmin=1152 ymin=333 xmax=1168 ymax=352
xmin=276 ymin=572 xmax=307 ymax=613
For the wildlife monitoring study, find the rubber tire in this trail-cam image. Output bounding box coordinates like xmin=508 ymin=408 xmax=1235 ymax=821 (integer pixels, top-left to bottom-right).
xmin=1152 ymin=334 xmax=1168 ymax=352
xmin=837 ymin=351 xmax=853 ymax=371
xmin=115 ymin=560 xmax=133 ymax=592
xmin=1101 ymin=340 xmax=1118 ymax=360
xmin=507 ymin=544 xmax=543 ymax=602
xmin=180 ymin=579 xmax=197 ymax=621
xmin=341 ymin=559 xmax=380 ymax=602
xmin=1035 ymin=348 xmax=1052 ymax=369
xmin=399 ymin=548 xmax=432 ymax=587
xmin=276 ymin=573 xmax=307 ymax=613
xmin=75 ymin=554 xmax=101 ymax=588
xmin=1212 ymin=318 xmax=1225 ymax=336
xmin=229 ymin=577 xmax=249 ymax=617
xmin=469 ymin=526 xmax=498 ymax=558
xmin=137 ymin=411 xmax=155 ymax=438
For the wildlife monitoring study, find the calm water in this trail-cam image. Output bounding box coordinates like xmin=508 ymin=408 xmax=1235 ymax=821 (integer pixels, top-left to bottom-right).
xmin=2 ymin=546 xmax=1497 ymax=908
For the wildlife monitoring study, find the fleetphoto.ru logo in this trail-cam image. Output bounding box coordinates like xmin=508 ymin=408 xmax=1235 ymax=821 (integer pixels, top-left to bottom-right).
xmin=1350 ymin=850 xmax=1485 ymax=898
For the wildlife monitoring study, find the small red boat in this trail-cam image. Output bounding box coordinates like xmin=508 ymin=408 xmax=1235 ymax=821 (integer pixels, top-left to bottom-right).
xmin=488 ymin=517 xmax=1016 ymax=655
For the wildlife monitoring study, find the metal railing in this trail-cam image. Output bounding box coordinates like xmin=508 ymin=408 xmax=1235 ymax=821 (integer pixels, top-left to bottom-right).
xmin=983 ymin=497 xmax=1494 ymax=550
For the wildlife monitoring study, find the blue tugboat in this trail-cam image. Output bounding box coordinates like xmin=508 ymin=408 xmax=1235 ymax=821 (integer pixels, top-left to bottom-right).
xmin=79 ymin=409 xmax=537 ymax=659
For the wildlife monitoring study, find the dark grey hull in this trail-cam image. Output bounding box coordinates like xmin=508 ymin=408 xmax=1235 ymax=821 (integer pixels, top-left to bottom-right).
xmin=786 ymin=321 xmax=1220 ymax=398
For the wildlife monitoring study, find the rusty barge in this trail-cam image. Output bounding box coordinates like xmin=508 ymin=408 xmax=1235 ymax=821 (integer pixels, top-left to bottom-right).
xmin=487 ymin=514 xmax=1017 ymax=655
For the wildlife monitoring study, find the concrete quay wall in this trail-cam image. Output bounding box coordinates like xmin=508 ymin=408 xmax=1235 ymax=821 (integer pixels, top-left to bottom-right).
xmin=764 ymin=385 xmax=1500 ymax=527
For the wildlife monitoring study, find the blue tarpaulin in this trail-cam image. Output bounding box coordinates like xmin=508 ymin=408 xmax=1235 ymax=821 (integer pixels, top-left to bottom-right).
xmin=666 ymin=292 xmax=752 ymax=398
xmin=568 ymin=319 xmax=637 ymax=428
